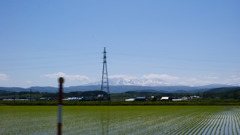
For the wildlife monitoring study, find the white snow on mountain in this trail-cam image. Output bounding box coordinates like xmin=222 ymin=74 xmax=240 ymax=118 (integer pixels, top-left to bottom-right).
xmin=108 ymin=78 xmax=168 ymax=86
xmin=107 ymin=74 xmax=172 ymax=86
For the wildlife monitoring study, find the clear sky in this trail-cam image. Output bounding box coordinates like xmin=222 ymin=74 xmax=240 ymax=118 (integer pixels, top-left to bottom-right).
xmin=0 ymin=0 xmax=239 ymax=88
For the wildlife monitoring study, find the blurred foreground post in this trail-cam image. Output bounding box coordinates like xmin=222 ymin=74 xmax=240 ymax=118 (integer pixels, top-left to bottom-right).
xmin=58 ymin=77 xmax=64 ymax=135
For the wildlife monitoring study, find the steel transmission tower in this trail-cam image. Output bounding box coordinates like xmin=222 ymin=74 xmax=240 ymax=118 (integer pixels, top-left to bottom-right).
xmin=101 ymin=47 xmax=110 ymax=100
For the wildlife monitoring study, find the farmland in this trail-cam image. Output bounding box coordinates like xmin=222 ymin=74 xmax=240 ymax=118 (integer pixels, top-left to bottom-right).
xmin=0 ymin=106 xmax=239 ymax=135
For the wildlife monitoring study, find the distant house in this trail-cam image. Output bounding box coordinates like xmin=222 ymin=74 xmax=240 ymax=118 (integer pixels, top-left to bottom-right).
xmin=3 ymin=99 xmax=29 ymax=101
xmin=65 ymin=97 xmax=84 ymax=101
xmin=190 ymin=95 xmax=200 ymax=99
xmin=125 ymin=98 xmax=135 ymax=102
xmin=160 ymin=97 xmax=171 ymax=101
xmin=181 ymin=96 xmax=188 ymax=100
xmin=39 ymin=98 xmax=47 ymax=101
xmin=172 ymin=99 xmax=182 ymax=101
xmin=97 ymin=94 xmax=104 ymax=100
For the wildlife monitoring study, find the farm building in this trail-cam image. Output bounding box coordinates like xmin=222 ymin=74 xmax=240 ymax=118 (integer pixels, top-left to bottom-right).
xmin=190 ymin=95 xmax=200 ymax=99
xmin=172 ymin=99 xmax=182 ymax=101
xmin=64 ymin=97 xmax=84 ymax=101
xmin=160 ymin=97 xmax=172 ymax=101
xmin=181 ymin=96 xmax=188 ymax=100
xmin=125 ymin=98 xmax=135 ymax=102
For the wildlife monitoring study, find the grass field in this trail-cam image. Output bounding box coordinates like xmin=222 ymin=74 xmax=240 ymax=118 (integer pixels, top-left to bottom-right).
xmin=0 ymin=106 xmax=239 ymax=135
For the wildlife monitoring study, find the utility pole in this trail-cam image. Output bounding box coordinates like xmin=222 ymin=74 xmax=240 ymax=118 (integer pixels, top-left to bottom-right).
xmin=58 ymin=77 xmax=64 ymax=135
xmin=101 ymin=47 xmax=110 ymax=101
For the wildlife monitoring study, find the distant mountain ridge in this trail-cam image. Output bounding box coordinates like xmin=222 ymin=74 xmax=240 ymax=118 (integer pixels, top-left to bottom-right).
xmin=202 ymin=87 xmax=240 ymax=99
xmin=108 ymin=78 xmax=167 ymax=86
xmin=0 ymin=84 xmax=238 ymax=93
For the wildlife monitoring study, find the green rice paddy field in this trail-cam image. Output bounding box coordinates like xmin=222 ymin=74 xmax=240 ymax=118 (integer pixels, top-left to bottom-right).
xmin=0 ymin=106 xmax=239 ymax=135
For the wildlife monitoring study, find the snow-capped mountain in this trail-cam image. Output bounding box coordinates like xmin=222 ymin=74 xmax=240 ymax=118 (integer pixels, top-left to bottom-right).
xmin=87 ymin=78 xmax=169 ymax=86
xmin=108 ymin=78 xmax=169 ymax=86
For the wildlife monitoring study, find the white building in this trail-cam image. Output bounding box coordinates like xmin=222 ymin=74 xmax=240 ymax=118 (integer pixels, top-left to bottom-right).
xmin=125 ymin=98 xmax=135 ymax=102
xmin=161 ymin=97 xmax=170 ymax=101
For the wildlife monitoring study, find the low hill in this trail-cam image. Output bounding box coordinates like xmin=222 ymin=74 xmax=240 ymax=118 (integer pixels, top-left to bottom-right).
xmin=203 ymin=87 xmax=240 ymax=99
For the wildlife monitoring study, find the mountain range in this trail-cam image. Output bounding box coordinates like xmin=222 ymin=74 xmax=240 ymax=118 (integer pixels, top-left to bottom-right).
xmin=107 ymin=78 xmax=168 ymax=86
xmin=0 ymin=77 xmax=238 ymax=93
xmin=0 ymin=84 xmax=237 ymax=93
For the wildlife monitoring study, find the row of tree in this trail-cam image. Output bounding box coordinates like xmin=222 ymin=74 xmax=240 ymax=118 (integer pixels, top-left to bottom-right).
xmin=1 ymin=87 xmax=240 ymax=101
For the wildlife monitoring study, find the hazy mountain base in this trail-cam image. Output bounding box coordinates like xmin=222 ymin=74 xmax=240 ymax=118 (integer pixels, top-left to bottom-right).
xmin=0 ymin=84 xmax=235 ymax=93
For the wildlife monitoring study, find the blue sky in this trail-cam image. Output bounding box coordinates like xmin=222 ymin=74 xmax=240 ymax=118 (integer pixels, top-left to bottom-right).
xmin=0 ymin=0 xmax=239 ymax=87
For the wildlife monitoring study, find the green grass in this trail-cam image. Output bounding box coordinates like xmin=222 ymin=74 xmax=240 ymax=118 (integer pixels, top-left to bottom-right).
xmin=0 ymin=106 xmax=239 ymax=135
